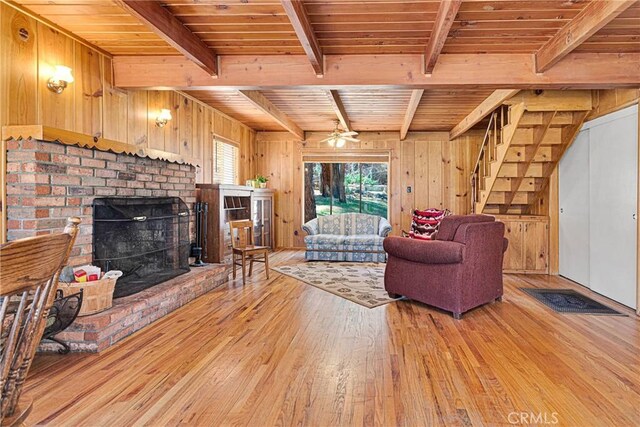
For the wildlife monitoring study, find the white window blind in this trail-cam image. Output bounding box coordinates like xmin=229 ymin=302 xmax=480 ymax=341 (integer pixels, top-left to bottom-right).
xmin=214 ymin=138 xmax=238 ymax=184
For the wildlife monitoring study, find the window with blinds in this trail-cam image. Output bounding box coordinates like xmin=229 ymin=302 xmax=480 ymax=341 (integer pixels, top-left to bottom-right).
xmin=213 ymin=138 xmax=239 ymax=184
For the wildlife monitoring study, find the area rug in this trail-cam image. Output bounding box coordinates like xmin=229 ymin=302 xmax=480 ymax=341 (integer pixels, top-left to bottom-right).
xmin=272 ymin=262 xmax=399 ymax=308
xmin=521 ymin=288 xmax=627 ymax=316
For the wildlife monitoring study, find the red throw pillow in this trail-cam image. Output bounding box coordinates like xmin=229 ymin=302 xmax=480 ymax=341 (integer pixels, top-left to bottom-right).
xmin=409 ymin=208 xmax=450 ymax=240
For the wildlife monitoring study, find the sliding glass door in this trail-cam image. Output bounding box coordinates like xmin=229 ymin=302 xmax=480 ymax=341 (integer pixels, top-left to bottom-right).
xmin=304 ymin=162 xmax=388 ymax=222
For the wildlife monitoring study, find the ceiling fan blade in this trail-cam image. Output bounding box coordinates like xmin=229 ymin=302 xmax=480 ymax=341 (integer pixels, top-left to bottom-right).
xmin=340 ymin=131 xmax=359 ymax=136
xmin=343 ymin=137 xmax=360 ymax=142
xmin=319 ymin=137 xmax=333 ymax=143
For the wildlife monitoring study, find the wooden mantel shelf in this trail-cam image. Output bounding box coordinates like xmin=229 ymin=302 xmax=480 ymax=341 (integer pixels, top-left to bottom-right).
xmin=1 ymin=125 xmax=201 ymax=167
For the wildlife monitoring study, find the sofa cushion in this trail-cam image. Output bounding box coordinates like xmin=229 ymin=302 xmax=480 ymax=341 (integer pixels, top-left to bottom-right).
xmin=304 ymin=234 xmax=384 ymax=247
xmin=317 ymin=214 xmax=381 ymax=235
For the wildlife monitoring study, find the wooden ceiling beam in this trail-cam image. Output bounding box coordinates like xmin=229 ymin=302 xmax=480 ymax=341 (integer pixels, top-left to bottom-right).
xmin=450 ymin=89 xmax=520 ymax=139
xmin=113 ymin=53 xmax=640 ymax=89
xmin=237 ymin=90 xmax=305 ymax=140
xmin=117 ymin=0 xmax=218 ymax=77
xmin=400 ymin=89 xmax=424 ymax=140
xmin=535 ymin=0 xmax=636 ymax=73
xmin=326 ymin=90 xmax=351 ymax=132
xmin=281 ymin=0 xmax=324 ymax=77
xmin=424 ymin=0 xmax=462 ymax=74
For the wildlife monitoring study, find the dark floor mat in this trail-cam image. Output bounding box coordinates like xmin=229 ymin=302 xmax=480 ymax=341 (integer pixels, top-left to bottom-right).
xmin=521 ymin=288 xmax=627 ymax=316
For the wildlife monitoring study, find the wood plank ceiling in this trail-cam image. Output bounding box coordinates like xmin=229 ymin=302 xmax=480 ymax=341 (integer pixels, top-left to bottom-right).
xmin=12 ymin=0 xmax=640 ymax=135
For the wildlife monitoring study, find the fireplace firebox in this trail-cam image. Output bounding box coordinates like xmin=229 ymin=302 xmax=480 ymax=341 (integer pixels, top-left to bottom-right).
xmin=92 ymin=197 xmax=191 ymax=298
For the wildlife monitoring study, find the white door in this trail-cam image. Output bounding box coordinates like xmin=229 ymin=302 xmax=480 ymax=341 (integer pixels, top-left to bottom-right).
xmin=559 ymin=129 xmax=591 ymax=287
xmin=588 ymin=105 xmax=638 ymax=309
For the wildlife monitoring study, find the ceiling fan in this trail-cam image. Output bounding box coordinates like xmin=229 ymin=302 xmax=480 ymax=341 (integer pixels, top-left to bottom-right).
xmin=320 ymin=120 xmax=359 ymax=148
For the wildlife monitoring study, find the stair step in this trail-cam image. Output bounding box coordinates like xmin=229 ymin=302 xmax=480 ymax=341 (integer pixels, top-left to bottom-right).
xmin=511 ymin=127 xmax=562 ymax=146
xmin=519 ymin=111 xmax=574 ymax=127
xmin=482 ymin=205 xmax=529 ymax=215
xmin=492 ymin=177 xmax=545 ymax=192
xmin=504 ymin=146 xmax=556 ymax=163
xmin=497 ymin=163 xmax=547 ymax=178
xmin=487 ymin=191 xmax=535 ymax=205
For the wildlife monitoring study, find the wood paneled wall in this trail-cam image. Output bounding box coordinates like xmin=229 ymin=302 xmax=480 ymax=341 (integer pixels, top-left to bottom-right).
xmin=255 ymin=131 xmax=482 ymax=248
xmin=0 ymin=2 xmax=255 ymax=186
xmin=589 ymin=89 xmax=640 ymax=120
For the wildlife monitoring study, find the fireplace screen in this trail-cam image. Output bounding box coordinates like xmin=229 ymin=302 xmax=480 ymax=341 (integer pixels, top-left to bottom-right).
xmin=93 ymin=197 xmax=191 ymax=298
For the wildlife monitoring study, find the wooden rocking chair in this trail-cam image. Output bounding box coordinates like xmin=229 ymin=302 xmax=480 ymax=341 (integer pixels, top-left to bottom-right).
xmin=0 ymin=217 xmax=80 ymax=425
xmin=229 ymin=220 xmax=270 ymax=285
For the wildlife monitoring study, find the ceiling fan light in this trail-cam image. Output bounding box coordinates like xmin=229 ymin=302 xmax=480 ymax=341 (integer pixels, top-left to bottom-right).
xmin=328 ymin=138 xmax=336 ymax=147
xmin=336 ymin=137 xmax=346 ymax=148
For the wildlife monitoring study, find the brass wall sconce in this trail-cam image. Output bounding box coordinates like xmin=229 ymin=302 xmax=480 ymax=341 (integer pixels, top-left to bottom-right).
xmin=156 ymin=109 xmax=172 ymax=128
xmin=47 ymin=65 xmax=74 ymax=94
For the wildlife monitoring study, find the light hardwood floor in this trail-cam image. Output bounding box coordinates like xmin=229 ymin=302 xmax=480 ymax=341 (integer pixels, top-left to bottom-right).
xmin=25 ymin=251 xmax=639 ymax=426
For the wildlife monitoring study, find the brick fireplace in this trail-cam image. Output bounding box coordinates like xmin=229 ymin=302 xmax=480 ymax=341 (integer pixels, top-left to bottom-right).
xmin=5 ymin=138 xmax=197 ymax=263
xmin=5 ymin=137 xmax=229 ymax=352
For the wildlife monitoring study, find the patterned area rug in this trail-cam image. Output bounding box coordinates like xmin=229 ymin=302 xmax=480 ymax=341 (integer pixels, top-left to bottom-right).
xmin=272 ymin=262 xmax=399 ymax=308
xmin=521 ymin=288 xmax=627 ymax=316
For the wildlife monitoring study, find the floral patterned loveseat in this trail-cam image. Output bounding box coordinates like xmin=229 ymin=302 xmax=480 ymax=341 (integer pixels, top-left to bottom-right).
xmin=302 ymin=213 xmax=392 ymax=262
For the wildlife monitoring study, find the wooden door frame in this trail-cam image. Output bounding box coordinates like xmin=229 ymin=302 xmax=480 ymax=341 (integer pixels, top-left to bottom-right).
xmin=637 ymin=104 xmax=639 ymax=315
xmin=300 ymin=150 xmax=392 ymax=227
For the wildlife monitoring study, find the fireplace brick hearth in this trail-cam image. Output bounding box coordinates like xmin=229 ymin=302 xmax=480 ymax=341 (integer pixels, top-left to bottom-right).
xmin=5 ymin=139 xmax=197 ymax=266
xmin=38 ymin=264 xmax=229 ymax=352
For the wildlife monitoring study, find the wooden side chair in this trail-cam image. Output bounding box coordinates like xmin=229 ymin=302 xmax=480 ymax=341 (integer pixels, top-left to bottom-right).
xmin=229 ymin=220 xmax=270 ymax=285
xmin=1 ymin=217 xmax=80 ymax=426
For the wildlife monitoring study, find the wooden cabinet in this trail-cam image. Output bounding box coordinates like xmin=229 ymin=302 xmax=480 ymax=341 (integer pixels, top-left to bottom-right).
xmin=495 ymin=215 xmax=549 ymax=274
xmin=196 ymin=184 xmax=253 ymax=264
xmin=252 ymin=189 xmax=274 ymax=249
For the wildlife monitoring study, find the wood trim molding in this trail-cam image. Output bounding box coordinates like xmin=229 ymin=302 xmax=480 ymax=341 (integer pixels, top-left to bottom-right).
xmin=400 ymin=89 xmax=424 ymax=140
xmin=424 ymin=0 xmax=462 ymax=74
xmin=116 ymin=0 xmax=218 ymax=77
xmin=326 ymin=90 xmax=351 ymax=132
xmin=237 ymin=90 xmax=305 ymax=140
xmin=1 ymin=125 xmax=202 ymax=166
xmin=450 ymin=89 xmax=520 ymax=139
xmin=535 ymin=0 xmax=636 ymax=73
xmin=637 ymin=106 xmax=640 ymax=316
xmin=281 ymin=0 xmax=323 ymax=77
xmin=114 ymin=53 xmax=640 ymax=89
xmin=301 ymin=149 xmax=391 ymax=164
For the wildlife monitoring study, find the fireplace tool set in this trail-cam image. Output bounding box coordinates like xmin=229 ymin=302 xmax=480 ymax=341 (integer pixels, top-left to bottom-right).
xmin=42 ymin=289 xmax=84 ymax=354
xmin=190 ymin=201 xmax=208 ymax=267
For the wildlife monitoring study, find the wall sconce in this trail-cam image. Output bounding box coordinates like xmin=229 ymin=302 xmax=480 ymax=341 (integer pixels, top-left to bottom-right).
xmin=47 ymin=65 xmax=74 ymax=94
xmin=156 ymin=109 xmax=172 ymax=128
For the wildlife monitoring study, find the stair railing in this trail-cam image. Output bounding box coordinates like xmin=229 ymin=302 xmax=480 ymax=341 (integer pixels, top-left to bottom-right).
xmin=470 ymin=106 xmax=507 ymax=213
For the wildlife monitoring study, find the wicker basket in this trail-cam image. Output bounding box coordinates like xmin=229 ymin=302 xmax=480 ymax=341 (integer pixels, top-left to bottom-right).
xmin=58 ymin=277 xmax=117 ymax=316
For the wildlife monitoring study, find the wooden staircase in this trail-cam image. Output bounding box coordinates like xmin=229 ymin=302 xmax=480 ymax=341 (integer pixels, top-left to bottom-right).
xmin=471 ymin=91 xmax=592 ymax=215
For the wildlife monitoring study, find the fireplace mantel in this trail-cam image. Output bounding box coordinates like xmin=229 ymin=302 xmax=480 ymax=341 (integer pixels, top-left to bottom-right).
xmin=1 ymin=125 xmax=201 ymax=167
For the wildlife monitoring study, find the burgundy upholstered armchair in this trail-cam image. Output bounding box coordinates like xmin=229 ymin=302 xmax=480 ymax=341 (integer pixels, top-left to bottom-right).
xmin=383 ymin=214 xmax=508 ymax=319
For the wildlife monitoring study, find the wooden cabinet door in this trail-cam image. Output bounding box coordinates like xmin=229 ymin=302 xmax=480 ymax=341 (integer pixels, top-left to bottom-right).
xmin=503 ymin=221 xmax=524 ymax=271
xmin=524 ymin=220 xmax=549 ymax=273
